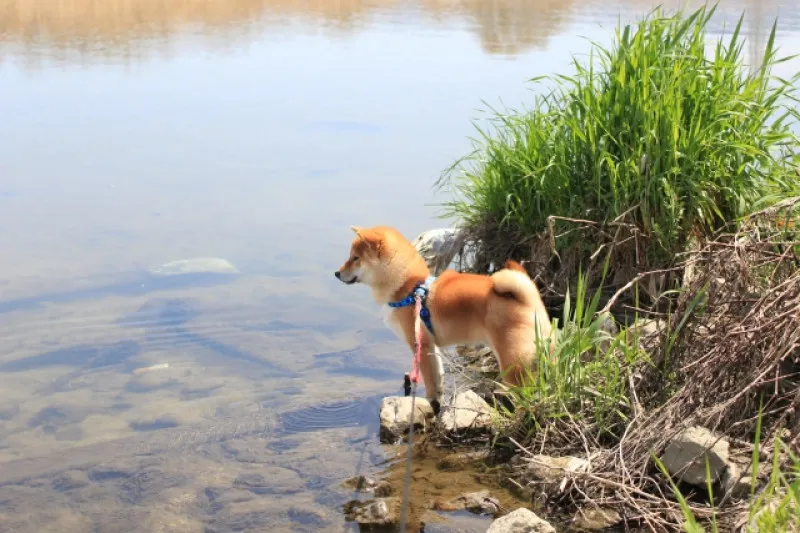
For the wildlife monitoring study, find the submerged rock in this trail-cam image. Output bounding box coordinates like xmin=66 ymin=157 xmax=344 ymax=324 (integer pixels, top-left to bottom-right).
xmin=435 ymin=490 xmax=500 ymax=516
xmin=659 ymin=426 xmax=730 ymax=486
xmin=148 ymin=257 xmax=239 ymax=276
xmin=342 ymin=475 xmax=393 ymax=497
xmin=232 ymin=467 xmax=304 ymax=495
xmin=486 ymin=507 xmax=556 ymax=533
xmin=440 ymin=390 xmax=496 ymax=436
xmin=51 ymin=470 xmax=90 ymax=491
xmin=379 ymin=396 xmax=434 ymax=444
xmin=437 ymin=450 xmax=491 ymax=470
xmin=343 ymin=497 xmax=400 ymax=528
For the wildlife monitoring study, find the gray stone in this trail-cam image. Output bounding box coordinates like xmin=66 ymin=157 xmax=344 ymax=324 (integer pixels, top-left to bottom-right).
xmin=659 ymin=426 xmax=730 ymax=486
xmin=486 ymin=508 xmax=556 ymax=533
xmin=440 ymin=390 xmax=496 ymax=435
xmin=379 ymin=396 xmax=434 ymax=443
xmin=343 ymin=497 xmax=400 ymax=527
xmin=148 ymin=258 xmax=239 ymax=276
xmin=596 ymin=312 xmax=619 ymax=354
xmin=721 ymin=462 xmax=752 ymax=500
xmin=412 ymin=228 xmax=464 ymax=275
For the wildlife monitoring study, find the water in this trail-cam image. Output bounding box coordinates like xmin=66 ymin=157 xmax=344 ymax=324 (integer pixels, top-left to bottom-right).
xmin=0 ymin=0 xmax=798 ymax=531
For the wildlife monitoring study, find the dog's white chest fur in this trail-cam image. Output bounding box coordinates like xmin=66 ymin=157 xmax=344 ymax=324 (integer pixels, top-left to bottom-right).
xmin=380 ymin=304 xmax=406 ymax=340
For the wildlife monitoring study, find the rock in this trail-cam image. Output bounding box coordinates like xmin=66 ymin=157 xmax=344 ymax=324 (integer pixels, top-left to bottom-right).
xmin=126 ymin=371 xmax=179 ymax=393
xmin=659 ymin=426 xmax=730 ymax=486
xmin=595 ymin=312 xmax=619 ymax=354
xmin=625 ymin=319 xmax=664 ymax=352
xmin=435 ymin=490 xmax=500 ymax=515
xmin=513 ymin=454 xmax=591 ymax=492
xmin=232 ymin=467 xmax=304 ymax=495
xmin=342 ymin=475 xmax=392 ymax=497
xmin=412 ymin=228 xmax=464 ymax=275
xmin=52 ymin=470 xmax=90 ymax=491
xmin=440 ymin=390 xmax=496 ymax=436
xmin=379 ymin=396 xmax=434 ymax=443
xmin=343 ymin=497 xmax=400 ymax=528
xmin=721 ymin=462 xmax=752 ymax=500
xmin=144 ymin=508 xmax=205 ymax=533
xmin=486 ymin=507 xmax=556 ymax=533
xmin=572 ymin=507 xmax=622 ymax=530
xmin=148 ymin=258 xmax=239 ymax=276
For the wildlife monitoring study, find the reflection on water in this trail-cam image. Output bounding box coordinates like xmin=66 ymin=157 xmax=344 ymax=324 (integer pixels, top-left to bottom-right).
xmin=0 ymin=0 xmax=583 ymax=61
xmin=1 ymin=0 xmax=799 ymax=531
xmin=0 ymin=0 xmax=795 ymax=63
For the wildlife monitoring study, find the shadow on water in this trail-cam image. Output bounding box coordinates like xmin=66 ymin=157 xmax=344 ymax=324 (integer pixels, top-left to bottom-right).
xmin=315 ymin=348 xmax=403 ymax=381
xmin=118 ymin=297 xmax=298 ymax=378
xmin=0 ymin=272 xmax=239 ymax=315
xmin=0 ymin=340 xmax=141 ymax=373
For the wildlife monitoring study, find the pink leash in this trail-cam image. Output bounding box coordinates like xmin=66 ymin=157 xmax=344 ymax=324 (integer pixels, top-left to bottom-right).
xmin=398 ymin=296 xmax=424 ymax=532
xmin=409 ymin=297 xmax=423 ymax=383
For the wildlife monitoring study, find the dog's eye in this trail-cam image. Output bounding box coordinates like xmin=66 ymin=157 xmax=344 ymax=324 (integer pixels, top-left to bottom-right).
xmin=352 ymin=256 xmax=359 ymax=262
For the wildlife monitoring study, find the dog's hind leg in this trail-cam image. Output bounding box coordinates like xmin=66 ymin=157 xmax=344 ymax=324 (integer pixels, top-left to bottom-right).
xmin=489 ymin=331 xmax=536 ymax=387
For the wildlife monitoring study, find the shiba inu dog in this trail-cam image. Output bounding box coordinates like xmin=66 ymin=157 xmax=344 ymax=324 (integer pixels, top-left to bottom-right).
xmin=334 ymin=225 xmax=552 ymax=412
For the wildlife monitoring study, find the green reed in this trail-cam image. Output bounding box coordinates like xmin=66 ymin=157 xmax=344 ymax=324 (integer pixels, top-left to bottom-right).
xmin=437 ymin=4 xmax=800 ymax=265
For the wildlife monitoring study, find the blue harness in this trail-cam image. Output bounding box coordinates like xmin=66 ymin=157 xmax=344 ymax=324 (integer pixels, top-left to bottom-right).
xmin=387 ymin=276 xmax=436 ymax=336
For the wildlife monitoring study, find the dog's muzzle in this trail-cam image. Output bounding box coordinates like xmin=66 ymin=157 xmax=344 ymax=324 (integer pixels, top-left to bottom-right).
xmin=334 ymin=271 xmax=357 ymax=285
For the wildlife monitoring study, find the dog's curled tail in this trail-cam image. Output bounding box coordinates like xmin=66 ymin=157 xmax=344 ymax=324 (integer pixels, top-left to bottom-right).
xmin=490 ymin=260 xmax=539 ymax=305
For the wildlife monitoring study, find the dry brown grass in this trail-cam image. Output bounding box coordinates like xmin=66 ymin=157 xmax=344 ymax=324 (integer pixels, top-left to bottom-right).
xmin=505 ymin=197 xmax=800 ymax=532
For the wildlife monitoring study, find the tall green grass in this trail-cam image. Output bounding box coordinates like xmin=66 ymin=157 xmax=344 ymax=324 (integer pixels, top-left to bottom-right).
xmin=499 ymin=264 xmax=649 ymax=438
xmin=438 ymin=4 xmax=800 ymax=265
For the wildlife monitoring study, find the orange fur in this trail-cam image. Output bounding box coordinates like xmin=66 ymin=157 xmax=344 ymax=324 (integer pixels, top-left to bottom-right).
xmin=335 ymin=226 xmax=552 ymax=403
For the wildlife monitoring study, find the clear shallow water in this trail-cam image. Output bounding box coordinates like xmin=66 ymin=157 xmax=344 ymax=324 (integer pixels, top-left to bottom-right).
xmin=0 ymin=1 xmax=798 ymax=531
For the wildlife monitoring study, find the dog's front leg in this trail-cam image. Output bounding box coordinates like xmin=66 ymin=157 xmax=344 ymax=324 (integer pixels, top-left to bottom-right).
xmin=400 ymin=322 xmax=444 ymax=415
xmin=418 ymin=334 xmax=445 ymax=415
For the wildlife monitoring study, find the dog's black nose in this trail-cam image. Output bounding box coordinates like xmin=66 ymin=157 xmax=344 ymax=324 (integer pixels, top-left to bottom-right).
xmin=334 ymin=271 xmax=341 ymax=279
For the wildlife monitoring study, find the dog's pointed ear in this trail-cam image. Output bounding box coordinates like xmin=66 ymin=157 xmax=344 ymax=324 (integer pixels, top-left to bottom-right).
xmin=350 ymin=226 xmax=381 ymax=251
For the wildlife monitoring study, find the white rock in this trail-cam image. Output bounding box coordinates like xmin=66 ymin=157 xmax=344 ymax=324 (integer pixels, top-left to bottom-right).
xmin=659 ymin=426 xmax=730 ymax=486
xmin=486 ymin=508 xmax=556 ymax=533
xmin=412 ymin=228 xmax=464 ymax=275
xmin=378 ymin=396 xmax=433 ymax=443
xmin=440 ymin=390 xmax=496 ymax=435
xmin=148 ymin=257 xmax=239 ymax=276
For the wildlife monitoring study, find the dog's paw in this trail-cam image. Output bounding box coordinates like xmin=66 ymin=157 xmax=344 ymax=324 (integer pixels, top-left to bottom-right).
xmin=430 ymin=399 xmax=441 ymax=417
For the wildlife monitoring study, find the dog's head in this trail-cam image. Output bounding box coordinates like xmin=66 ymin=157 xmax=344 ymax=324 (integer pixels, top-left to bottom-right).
xmin=334 ymin=226 xmax=386 ymax=287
